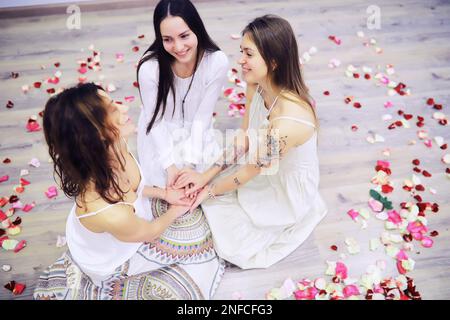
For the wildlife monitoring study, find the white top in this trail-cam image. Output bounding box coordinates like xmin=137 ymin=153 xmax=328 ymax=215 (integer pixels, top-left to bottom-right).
xmin=66 ymin=151 xmax=152 ymax=285
xmin=137 ymin=50 xmax=229 ymax=187
xmin=202 ymin=87 xmax=328 ymax=269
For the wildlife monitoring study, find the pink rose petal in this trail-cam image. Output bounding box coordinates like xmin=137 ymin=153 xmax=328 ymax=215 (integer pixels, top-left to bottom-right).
xmin=347 ymin=209 xmax=359 ymax=221
xmin=368 ymin=198 xmax=383 ymax=212
xmin=421 ymin=236 xmax=434 ymax=248
xmin=45 ymin=186 xmax=58 ymax=199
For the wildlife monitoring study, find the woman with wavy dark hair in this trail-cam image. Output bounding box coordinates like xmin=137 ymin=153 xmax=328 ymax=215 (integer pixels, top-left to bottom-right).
xmin=137 ymin=0 xmax=229 ymax=191
xmin=33 ymin=83 xmax=224 ymax=300
xmin=175 ymin=15 xmax=328 ymax=269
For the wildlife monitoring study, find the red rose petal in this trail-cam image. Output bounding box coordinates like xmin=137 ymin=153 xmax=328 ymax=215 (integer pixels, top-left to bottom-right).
xmin=432 ymin=203 xmax=439 ymax=213
xmin=12 ymin=217 xmax=22 ymax=226
xmin=9 ymin=195 xmax=19 ymax=203
xmin=4 ymin=281 xmax=15 ymax=292
xmin=430 ymin=231 xmax=439 ymax=237
xmin=132 ymin=46 xmax=139 ymax=52
xmin=414 ymin=195 xmax=423 ymax=202
xmin=138 ymin=34 xmax=145 ymax=39
xmin=47 ymin=77 xmax=59 ymax=85
xmin=388 ymin=123 xmax=396 ymax=130
xmin=133 ymin=81 xmax=139 ymax=88
xmin=415 ymin=184 xmax=425 ymax=192
xmin=433 ymin=104 xmax=442 ymax=110
xmin=33 ymin=82 xmax=42 ymax=88
xmin=54 ymin=62 xmax=60 ymax=67
xmin=440 ymin=144 xmax=447 ymax=150
xmin=422 ymin=170 xmax=432 ymax=177
xmin=395 ymin=120 xmax=403 ymax=127
xmin=46 ymin=88 xmax=55 ymax=94
xmin=351 ymin=125 xmax=358 ymax=131
xmin=353 ymin=73 xmax=360 ymax=79
xmin=3 ymin=158 xmax=11 ymax=164
xmin=10 ymin=72 xmax=19 ymax=79
xmin=403 ymin=234 xmax=413 ymax=242
xmin=353 ymin=102 xmax=361 ymax=109
xmin=323 ymin=91 xmax=330 ymax=96
xmin=14 ymin=240 xmax=27 ymax=253
xmin=413 ymin=167 xmax=422 ymax=173
xmin=438 ymin=119 xmax=447 ymax=126
xmin=381 ymin=184 xmax=394 ymax=194
xmin=12 ymin=282 xmax=26 ymax=295
xmin=344 ymin=97 xmax=352 ymax=104
xmin=20 ymin=178 xmax=30 ymax=186
xmin=426 ymin=98 xmax=434 ymax=106
xmin=404 ymin=114 xmax=413 ymax=120
xmin=364 ymin=73 xmax=371 ymax=80
xmin=6 ymin=100 xmax=14 ymax=109
xmin=331 ymin=245 xmax=338 ymax=251
xmin=416 ymin=121 xmax=424 ymax=127
xmin=412 ymin=159 xmax=420 ymax=166
xmin=417 ymin=116 xmax=425 ymax=122
xmin=398 ymin=110 xmax=404 ymax=116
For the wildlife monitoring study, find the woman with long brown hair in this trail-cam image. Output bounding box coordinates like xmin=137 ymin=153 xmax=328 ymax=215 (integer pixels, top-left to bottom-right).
xmin=33 ymin=83 xmax=224 ymax=300
xmin=174 ymin=15 xmax=328 ymax=269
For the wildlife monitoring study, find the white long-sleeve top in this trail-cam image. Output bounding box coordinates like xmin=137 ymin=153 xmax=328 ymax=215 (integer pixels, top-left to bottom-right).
xmin=137 ymin=50 xmax=229 ymax=187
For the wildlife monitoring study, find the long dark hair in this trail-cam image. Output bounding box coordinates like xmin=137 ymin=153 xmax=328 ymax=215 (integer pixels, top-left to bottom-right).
xmin=242 ymin=15 xmax=318 ymax=124
xmin=43 ymin=83 xmax=127 ymax=205
xmin=137 ymin=0 xmax=220 ymax=134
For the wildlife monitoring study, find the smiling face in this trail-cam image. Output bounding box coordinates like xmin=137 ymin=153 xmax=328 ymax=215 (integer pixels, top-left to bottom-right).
xmin=98 ymin=90 xmax=134 ymax=138
xmin=160 ymin=15 xmax=198 ymax=64
xmin=238 ymin=32 xmax=269 ymax=85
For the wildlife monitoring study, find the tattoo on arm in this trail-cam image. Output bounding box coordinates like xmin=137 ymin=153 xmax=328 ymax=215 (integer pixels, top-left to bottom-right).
xmin=213 ymin=143 xmax=246 ymax=171
xmin=257 ymin=130 xmax=288 ymax=168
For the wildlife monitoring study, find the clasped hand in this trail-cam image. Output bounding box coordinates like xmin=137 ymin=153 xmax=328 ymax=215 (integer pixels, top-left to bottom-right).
xmin=166 ymin=166 xmax=210 ymax=214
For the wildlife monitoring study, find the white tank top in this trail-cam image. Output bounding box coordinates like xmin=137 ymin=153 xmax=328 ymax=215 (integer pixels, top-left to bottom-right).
xmin=65 ymin=148 xmax=153 ymax=285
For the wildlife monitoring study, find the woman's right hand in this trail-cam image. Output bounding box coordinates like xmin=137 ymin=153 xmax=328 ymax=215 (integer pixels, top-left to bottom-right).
xmin=164 ymin=187 xmax=193 ymax=206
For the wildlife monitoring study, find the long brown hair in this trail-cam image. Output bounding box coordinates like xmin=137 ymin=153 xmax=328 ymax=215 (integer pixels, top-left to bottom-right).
xmin=242 ymin=15 xmax=318 ymax=124
xmin=43 ymin=83 xmax=127 ymax=205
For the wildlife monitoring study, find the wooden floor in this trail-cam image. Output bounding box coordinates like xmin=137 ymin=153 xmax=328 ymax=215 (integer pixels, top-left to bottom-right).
xmin=0 ymin=0 xmax=449 ymax=300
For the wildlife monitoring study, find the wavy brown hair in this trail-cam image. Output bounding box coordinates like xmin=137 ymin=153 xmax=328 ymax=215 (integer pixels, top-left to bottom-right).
xmin=242 ymin=15 xmax=318 ymax=124
xmin=43 ymin=83 xmax=127 ymax=205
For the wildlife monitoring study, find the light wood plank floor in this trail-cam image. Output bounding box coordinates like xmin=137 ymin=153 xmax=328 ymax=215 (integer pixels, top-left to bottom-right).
xmin=0 ymin=0 xmax=449 ymax=300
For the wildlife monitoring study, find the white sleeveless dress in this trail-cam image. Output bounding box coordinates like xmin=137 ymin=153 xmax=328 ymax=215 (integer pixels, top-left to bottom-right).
xmin=34 ymin=149 xmax=224 ymax=300
xmin=201 ymin=88 xmax=328 ymax=269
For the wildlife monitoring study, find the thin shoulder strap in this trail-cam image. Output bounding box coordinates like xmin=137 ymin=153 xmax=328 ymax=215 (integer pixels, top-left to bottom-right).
xmin=266 ymin=95 xmax=280 ymax=116
xmin=271 ymin=116 xmax=316 ymax=129
xmin=77 ymin=201 xmax=135 ymax=219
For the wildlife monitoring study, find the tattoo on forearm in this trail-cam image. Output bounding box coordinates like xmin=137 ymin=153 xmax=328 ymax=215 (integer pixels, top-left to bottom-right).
xmin=233 ymin=177 xmax=241 ymax=186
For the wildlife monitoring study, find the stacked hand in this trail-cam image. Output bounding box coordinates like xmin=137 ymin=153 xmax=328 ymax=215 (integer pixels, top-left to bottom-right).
xmin=165 ymin=166 xmax=209 ymax=214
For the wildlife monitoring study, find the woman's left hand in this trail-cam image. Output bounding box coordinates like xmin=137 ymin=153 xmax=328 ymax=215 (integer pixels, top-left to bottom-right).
xmin=189 ymin=185 xmax=211 ymax=214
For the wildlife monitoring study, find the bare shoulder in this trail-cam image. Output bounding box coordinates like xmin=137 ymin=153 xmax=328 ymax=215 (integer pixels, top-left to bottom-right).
xmin=76 ymin=194 xmax=135 ymax=233
xmin=276 ymin=92 xmax=316 ymax=125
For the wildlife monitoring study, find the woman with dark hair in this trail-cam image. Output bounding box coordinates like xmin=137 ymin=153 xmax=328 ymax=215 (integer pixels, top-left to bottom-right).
xmin=137 ymin=0 xmax=229 ymax=190
xmin=175 ymin=15 xmax=328 ymax=269
xmin=33 ymin=83 xmax=224 ymax=300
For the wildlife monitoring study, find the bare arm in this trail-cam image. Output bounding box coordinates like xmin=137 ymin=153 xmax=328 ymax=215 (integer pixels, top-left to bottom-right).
xmin=99 ymin=204 xmax=188 ymax=243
